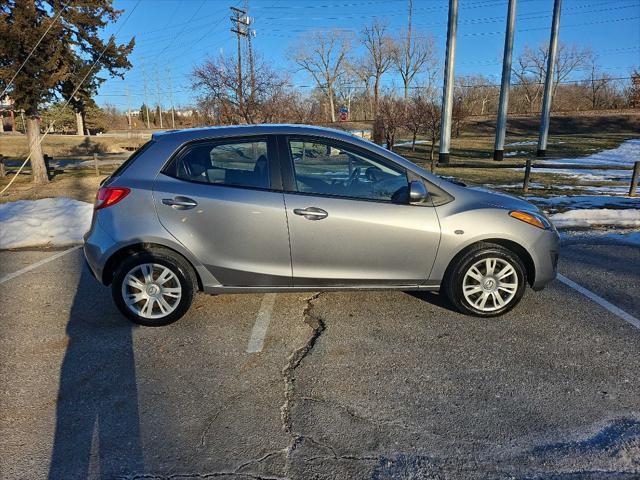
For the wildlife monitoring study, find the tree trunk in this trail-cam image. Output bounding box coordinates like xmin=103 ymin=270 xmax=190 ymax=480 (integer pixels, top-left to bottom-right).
xmin=328 ymin=87 xmax=336 ymax=123
xmin=429 ymin=136 xmax=436 ymax=170
xmin=0 ymin=112 xmax=5 ymax=132
xmin=75 ymin=110 xmax=84 ymax=135
xmin=82 ymin=110 xmax=90 ymax=135
xmin=411 ymin=132 xmax=417 ymax=151
xmin=10 ymin=110 xmax=17 ymax=132
xmin=373 ymin=77 xmax=380 ymax=116
xmin=403 ymin=80 xmax=409 ymax=101
xmin=26 ymin=117 xmax=48 ymax=184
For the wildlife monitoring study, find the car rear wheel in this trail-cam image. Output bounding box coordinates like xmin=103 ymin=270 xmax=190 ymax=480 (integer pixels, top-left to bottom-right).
xmin=445 ymin=244 xmax=526 ymax=317
xmin=112 ymin=249 xmax=196 ymax=326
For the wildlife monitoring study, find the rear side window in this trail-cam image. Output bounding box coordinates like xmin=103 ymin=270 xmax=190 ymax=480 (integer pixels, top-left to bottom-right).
xmin=172 ymin=140 xmax=270 ymax=189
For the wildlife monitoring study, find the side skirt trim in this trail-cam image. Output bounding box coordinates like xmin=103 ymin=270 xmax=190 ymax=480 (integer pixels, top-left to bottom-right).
xmin=202 ymin=283 xmax=441 ymax=294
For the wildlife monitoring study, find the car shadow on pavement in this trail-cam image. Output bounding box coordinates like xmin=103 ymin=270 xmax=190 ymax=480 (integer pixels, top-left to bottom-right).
xmin=48 ymin=266 xmax=144 ymax=479
xmin=404 ymin=290 xmax=458 ymax=313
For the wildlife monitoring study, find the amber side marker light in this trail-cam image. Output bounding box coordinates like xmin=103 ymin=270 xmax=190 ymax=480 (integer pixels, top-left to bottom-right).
xmin=509 ymin=210 xmax=546 ymax=229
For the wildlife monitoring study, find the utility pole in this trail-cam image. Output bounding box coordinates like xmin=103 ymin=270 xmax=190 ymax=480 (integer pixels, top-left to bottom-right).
xmin=493 ymin=0 xmax=517 ymax=161
xmin=167 ymin=66 xmax=176 ymax=129
xmin=404 ymin=0 xmax=412 ymax=100
xmin=537 ymin=0 xmax=562 ymax=157
xmin=142 ymin=64 xmax=151 ymax=129
xmin=244 ymin=0 xmax=255 ymax=98
xmin=230 ymin=6 xmax=247 ymax=115
xmin=438 ymin=0 xmax=458 ymax=165
xmin=126 ymin=86 xmax=132 ymax=138
xmin=155 ymin=66 xmax=163 ymax=129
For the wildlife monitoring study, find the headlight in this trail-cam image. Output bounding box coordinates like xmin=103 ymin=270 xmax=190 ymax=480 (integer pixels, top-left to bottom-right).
xmin=509 ymin=210 xmax=552 ymax=230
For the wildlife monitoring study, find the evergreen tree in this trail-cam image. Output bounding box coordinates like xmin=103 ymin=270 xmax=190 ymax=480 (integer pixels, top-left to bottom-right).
xmin=0 ymin=1 xmax=134 ymax=184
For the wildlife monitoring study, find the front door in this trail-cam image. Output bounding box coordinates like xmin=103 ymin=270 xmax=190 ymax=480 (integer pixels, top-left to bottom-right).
xmin=154 ymin=136 xmax=292 ymax=287
xmin=281 ymin=136 xmax=441 ymax=287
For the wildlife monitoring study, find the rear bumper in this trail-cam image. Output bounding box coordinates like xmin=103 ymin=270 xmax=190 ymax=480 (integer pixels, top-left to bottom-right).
xmin=83 ymin=217 xmax=116 ymax=284
xmin=531 ymin=229 xmax=560 ymax=291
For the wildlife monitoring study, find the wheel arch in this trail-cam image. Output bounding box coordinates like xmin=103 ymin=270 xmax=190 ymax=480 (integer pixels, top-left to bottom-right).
xmin=444 ymin=238 xmax=536 ymax=287
xmin=102 ymin=242 xmax=204 ymax=291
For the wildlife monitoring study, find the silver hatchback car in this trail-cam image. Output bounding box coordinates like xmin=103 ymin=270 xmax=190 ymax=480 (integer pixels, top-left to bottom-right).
xmin=84 ymin=125 xmax=559 ymax=326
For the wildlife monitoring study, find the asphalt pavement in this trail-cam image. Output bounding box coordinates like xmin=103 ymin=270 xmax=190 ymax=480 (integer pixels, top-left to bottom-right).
xmin=0 ymin=239 xmax=639 ymax=479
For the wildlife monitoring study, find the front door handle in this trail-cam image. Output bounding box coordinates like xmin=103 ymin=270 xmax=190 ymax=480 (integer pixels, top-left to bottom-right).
xmin=293 ymin=207 xmax=328 ymax=220
xmin=162 ymin=196 xmax=198 ymax=210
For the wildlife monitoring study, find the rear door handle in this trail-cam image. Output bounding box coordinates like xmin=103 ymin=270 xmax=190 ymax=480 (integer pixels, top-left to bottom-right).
xmin=162 ymin=196 xmax=198 ymax=210
xmin=293 ymin=207 xmax=328 ymax=220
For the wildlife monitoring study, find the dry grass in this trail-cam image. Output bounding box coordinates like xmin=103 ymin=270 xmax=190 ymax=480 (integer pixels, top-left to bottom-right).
xmin=0 ymin=134 xmax=148 ymax=160
xmin=396 ymin=131 xmax=637 ymax=165
xmin=0 ymin=170 xmax=110 ymax=204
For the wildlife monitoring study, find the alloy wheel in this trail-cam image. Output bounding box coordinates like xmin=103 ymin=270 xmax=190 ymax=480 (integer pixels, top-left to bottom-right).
xmin=462 ymin=257 xmax=519 ymax=312
xmin=121 ymin=263 xmax=182 ymax=319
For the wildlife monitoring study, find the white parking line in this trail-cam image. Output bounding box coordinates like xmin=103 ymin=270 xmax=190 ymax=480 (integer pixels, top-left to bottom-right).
xmin=557 ymin=273 xmax=640 ymax=330
xmin=246 ymin=293 xmax=277 ymax=353
xmin=0 ymin=245 xmax=82 ymax=284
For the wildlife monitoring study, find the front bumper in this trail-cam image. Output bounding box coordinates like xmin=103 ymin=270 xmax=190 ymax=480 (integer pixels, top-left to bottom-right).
xmin=531 ymin=229 xmax=560 ymax=291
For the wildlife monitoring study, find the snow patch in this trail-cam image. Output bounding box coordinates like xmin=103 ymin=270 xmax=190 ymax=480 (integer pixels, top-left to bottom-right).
xmin=509 ymin=139 xmax=640 ymax=186
xmin=506 ymin=140 xmax=537 ymax=146
xmin=550 ymin=208 xmax=640 ymax=228
xmin=504 ymin=150 xmax=527 ymax=157
xmin=541 ymin=138 xmax=640 ymax=167
xmin=0 ymin=198 xmax=93 ymax=249
xmin=528 ymin=195 xmax=640 ymax=209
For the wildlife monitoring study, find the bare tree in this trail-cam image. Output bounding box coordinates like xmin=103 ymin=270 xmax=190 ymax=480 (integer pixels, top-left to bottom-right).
xmin=376 ymin=96 xmax=405 ymax=151
xmin=192 ymin=53 xmax=289 ymax=124
xmin=392 ymin=31 xmax=437 ymax=100
xmin=456 ymin=75 xmax=498 ymax=116
xmin=347 ymin=59 xmax=374 ymax=119
xmin=361 ymin=19 xmax=394 ymax=115
xmin=451 ymin=95 xmax=467 ymax=138
xmin=584 ymin=58 xmax=614 ymax=110
xmin=421 ymin=100 xmax=441 ymax=169
xmin=290 ymin=30 xmax=351 ymax=122
xmin=512 ymin=43 xmax=592 ymax=112
xmin=626 ymin=69 xmax=640 ymax=108
xmin=404 ymin=96 xmax=426 ymax=150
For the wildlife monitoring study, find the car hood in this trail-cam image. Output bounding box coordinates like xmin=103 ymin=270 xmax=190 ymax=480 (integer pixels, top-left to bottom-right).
xmin=466 ymin=186 xmax=540 ymax=213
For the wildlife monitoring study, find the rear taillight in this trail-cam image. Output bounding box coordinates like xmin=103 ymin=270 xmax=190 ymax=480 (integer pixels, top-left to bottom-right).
xmin=95 ymin=187 xmax=130 ymax=210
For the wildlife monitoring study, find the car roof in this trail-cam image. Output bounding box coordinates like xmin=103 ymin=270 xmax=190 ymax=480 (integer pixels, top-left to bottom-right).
xmin=151 ymin=124 xmax=361 ymax=144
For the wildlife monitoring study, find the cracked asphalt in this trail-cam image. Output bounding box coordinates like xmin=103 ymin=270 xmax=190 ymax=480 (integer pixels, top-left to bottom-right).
xmin=0 ymin=239 xmax=639 ymax=479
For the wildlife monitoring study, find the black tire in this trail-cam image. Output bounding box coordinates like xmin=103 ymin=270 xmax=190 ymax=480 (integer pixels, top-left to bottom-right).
xmin=444 ymin=243 xmax=527 ymax=317
xmin=111 ymin=248 xmax=197 ymax=326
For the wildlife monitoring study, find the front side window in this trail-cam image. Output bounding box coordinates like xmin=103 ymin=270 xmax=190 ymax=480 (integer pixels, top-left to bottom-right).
xmin=174 ymin=139 xmax=269 ymax=189
xmin=288 ymin=139 xmax=408 ymax=202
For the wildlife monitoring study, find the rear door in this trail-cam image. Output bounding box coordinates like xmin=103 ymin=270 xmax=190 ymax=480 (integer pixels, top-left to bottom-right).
xmin=154 ymin=135 xmax=292 ymax=287
xmin=280 ymin=135 xmax=441 ymax=287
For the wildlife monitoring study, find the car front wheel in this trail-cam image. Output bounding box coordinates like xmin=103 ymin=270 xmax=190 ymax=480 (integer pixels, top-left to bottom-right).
xmin=112 ymin=249 xmax=196 ymax=326
xmin=445 ymin=244 xmax=526 ymax=317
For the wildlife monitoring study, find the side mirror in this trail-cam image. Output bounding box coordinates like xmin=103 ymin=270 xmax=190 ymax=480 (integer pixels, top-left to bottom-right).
xmin=409 ymin=180 xmax=428 ymax=204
